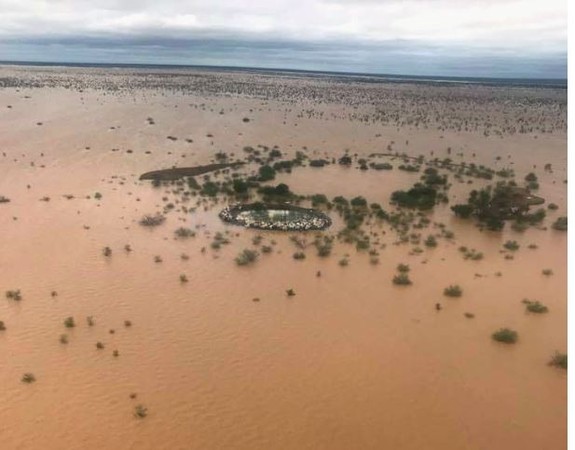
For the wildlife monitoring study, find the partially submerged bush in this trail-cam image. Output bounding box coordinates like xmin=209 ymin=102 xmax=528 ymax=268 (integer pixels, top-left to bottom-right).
xmin=503 ymin=240 xmax=519 ymax=251
xmin=5 ymin=289 xmax=22 ymax=301
xmin=397 ymin=264 xmax=410 ymax=273
xmin=492 ymin=328 xmax=518 ymax=344
xmin=258 ymin=165 xmax=276 ymax=182
xmin=391 ymin=184 xmax=437 ymax=210
xmin=139 ymin=214 xmax=166 ymax=227
xmin=424 ymin=235 xmax=437 ymax=248
xmin=451 ymin=182 xmax=544 ymax=231
xmin=548 ymin=352 xmax=567 ymax=369
xmin=235 ymin=249 xmax=258 ymax=266
xmin=443 ymin=285 xmax=462 ymax=297
xmin=174 ymin=227 xmax=195 ymax=238
xmin=21 ymin=373 xmax=36 ymax=383
xmin=309 ymin=159 xmax=328 ymax=168
xmin=393 ymin=273 xmax=412 ymax=286
xmin=523 ymin=299 xmax=549 ymax=314
xmin=134 ymin=404 xmax=148 ymax=418
xmin=552 ymin=216 xmax=567 ymax=231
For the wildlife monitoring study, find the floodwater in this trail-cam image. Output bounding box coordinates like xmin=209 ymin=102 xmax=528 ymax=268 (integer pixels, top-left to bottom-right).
xmin=0 ymin=76 xmax=567 ymax=449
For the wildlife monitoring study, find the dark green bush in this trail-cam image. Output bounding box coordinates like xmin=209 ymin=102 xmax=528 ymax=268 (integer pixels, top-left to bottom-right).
xmin=552 ymin=217 xmax=567 ymax=231
xmin=548 ymin=352 xmax=567 ymax=369
xmin=258 ymin=165 xmax=276 ymax=181
xmin=391 ymin=184 xmax=437 ymax=210
xmin=444 ymin=285 xmax=462 ymax=297
xmin=523 ymin=300 xmax=548 ymax=313
xmin=492 ymin=328 xmax=518 ymax=343
xmin=235 ymin=249 xmax=258 ymax=266
xmin=393 ymin=273 xmax=412 ymax=285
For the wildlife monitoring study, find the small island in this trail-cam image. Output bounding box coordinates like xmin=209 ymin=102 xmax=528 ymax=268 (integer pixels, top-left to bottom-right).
xmin=219 ymin=203 xmax=332 ymax=231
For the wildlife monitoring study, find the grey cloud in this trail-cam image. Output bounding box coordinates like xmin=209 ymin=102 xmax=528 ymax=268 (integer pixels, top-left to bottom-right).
xmin=0 ymin=34 xmax=566 ymax=78
xmin=0 ymin=0 xmax=566 ymax=78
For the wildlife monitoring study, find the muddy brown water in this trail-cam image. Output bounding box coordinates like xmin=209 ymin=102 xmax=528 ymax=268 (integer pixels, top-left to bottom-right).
xmin=0 ymin=79 xmax=566 ymax=450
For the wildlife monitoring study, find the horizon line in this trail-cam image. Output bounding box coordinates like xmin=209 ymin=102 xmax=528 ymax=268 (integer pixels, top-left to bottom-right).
xmin=0 ymin=59 xmax=567 ymax=86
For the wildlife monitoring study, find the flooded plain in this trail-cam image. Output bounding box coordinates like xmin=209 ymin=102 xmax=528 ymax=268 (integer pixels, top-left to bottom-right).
xmin=0 ymin=66 xmax=567 ymax=449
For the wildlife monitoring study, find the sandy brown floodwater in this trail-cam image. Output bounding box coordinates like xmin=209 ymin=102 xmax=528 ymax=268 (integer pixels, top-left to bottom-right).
xmin=0 ymin=66 xmax=567 ymax=450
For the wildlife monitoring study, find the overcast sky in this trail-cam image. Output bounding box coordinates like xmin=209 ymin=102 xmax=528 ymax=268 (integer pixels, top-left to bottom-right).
xmin=0 ymin=0 xmax=567 ymax=78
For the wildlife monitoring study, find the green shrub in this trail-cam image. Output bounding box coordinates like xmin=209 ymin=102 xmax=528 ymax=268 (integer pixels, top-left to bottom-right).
xmin=503 ymin=240 xmax=519 ymax=251
xmin=309 ymin=159 xmax=328 ymax=167
xmin=258 ymin=183 xmax=292 ymax=198
xmin=372 ymin=163 xmax=393 ymax=170
xmin=525 ymin=172 xmax=538 ymax=182
xmin=492 ymin=328 xmax=518 ymax=343
xmin=338 ymin=155 xmax=352 ymax=165
xmin=350 ymin=196 xmax=368 ymax=207
xmin=64 ymin=317 xmax=75 ymax=328
xmin=139 ymin=214 xmax=166 ymax=227
xmin=293 ymin=252 xmax=306 ymax=260
xmin=200 ymin=181 xmax=219 ymax=197
xmin=235 ymin=249 xmax=258 ymax=266
xmin=523 ymin=300 xmax=548 ymax=313
xmin=232 ymin=179 xmax=249 ymax=194
xmin=451 ymin=204 xmax=473 ymax=218
xmin=391 ymin=184 xmax=437 ymax=210
xmin=397 ymin=264 xmax=410 ymax=273
xmin=552 ymin=217 xmax=567 ymax=231
xmin=174 ymin=227 xmax=195 ymax=238
xmin=311 ymin=194 xmax=329 ymax=206
xmin=548 ymin=352 xmax=567 ymax=369
xmin=258 ymin=165 xmax=276 ymax=182
xmin=424 ymin=235 xmax=437 ymax=248
xmin=444 ymin=285 xmax=462 ymax=297
xmin=393 ymin=273 xmax=412 ymax=286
